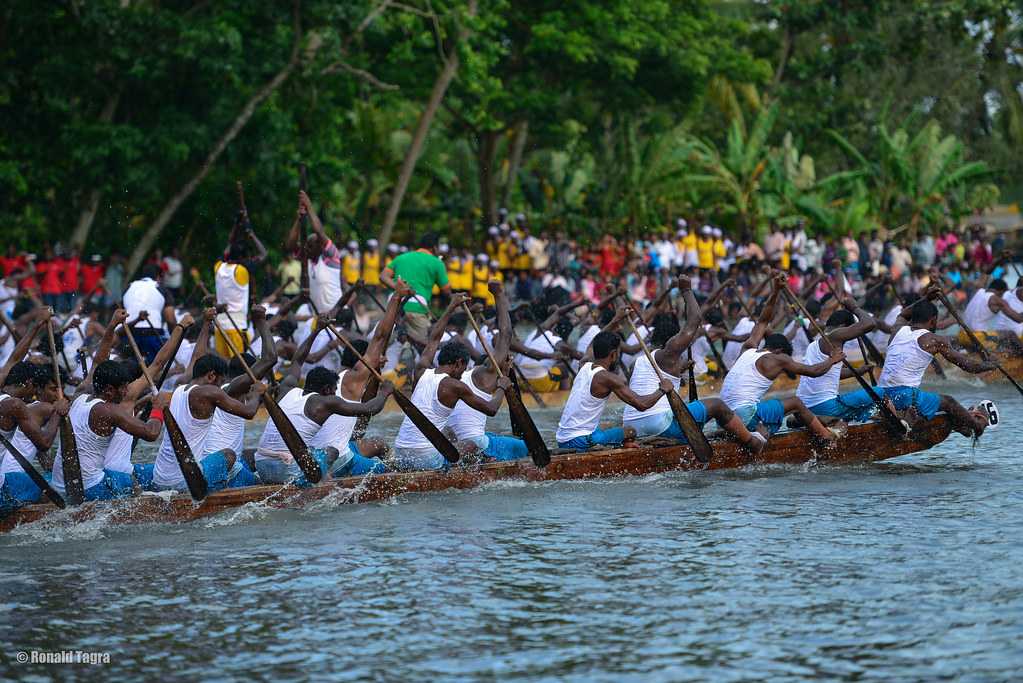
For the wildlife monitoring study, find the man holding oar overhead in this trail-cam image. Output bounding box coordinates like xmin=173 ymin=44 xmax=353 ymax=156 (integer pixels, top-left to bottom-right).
xmin=840 ymin=291 xmax=997 ymax=438
xmin=622 ymin=276 xmax=767 ymax=454
xmin=718 ymin=273 xmax=844 ymax=445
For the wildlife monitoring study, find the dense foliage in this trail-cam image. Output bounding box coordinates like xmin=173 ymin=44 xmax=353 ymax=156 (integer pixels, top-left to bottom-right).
xmin=1 ymin=0 xmax=1017 ymax=274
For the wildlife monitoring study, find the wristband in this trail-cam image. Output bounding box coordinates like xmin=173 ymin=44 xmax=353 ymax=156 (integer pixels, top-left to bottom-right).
xmin=150 ymin=408 xmax=164 ymax=423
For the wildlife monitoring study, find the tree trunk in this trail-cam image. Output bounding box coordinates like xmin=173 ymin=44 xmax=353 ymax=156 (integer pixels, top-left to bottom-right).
xmin=70 ymin=89 xmax=121 ymax=251
xmin=125 ymin=4 xmax=307 ymax=278
xmin=378 ymin=0 xmax=477 ymax=249
xmin=478 ymin=129 xmax=500 ymax=226
xmin=500 ymin=120 xmax=528 ymax=210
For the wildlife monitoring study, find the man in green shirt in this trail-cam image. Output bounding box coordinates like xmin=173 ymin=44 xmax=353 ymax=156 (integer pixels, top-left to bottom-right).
xmin=380 ymin=232 xmax=450 ymax=345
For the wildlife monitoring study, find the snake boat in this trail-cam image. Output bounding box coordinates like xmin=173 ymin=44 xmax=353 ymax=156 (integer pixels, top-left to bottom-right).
xmin=0 ymin=416 xmax=954 ymax=534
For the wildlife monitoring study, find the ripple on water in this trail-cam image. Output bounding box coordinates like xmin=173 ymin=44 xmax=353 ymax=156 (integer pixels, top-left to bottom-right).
xmin=2 ymin=384 xmax=1023 ymax=680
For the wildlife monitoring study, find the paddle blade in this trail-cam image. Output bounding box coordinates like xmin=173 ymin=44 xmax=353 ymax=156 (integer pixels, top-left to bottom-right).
xmin=58 ymin=417 xmax=85 ymax=505
xmin=505 ymin=384 xmax=550 ymax=468
xmin=666 ymin=390 xmax=712 ymax=464
xmin=262 ymin=395 xmax=322 ymax=484
xmin=392 ymin=390 xmax=462 ymax=463
xmin=164 ymin=412 xmax=209 ymax=501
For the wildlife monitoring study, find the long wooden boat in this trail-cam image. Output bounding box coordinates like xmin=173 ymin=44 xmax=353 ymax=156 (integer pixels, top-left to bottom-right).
xmin=0 ymin=417 xmax=953 ymax=534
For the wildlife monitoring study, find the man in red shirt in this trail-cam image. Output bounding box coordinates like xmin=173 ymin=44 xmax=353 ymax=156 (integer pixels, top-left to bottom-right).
xmin=60 ymin=247 xmax=81 ymax=312
xmin=80 ymin=254 xmax=105 ymax=298
xmin=36 ymin=247 xmax=63 ymax=310
xmin=0 ymin=246 xmax=24 ymax=277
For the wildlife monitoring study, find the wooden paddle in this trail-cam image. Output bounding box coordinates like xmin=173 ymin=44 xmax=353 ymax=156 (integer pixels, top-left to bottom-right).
xmin=681 ymin=296 xmax=699 ymax=401
xmin=462 ymin=303 xmax=551 ymax=467
xmin=524 ymin=307 xmax=576 ymax=379
xmin=45 ymin=318 xmax=84 ymax=505
xmin=822 ymin=279 xmax=880 ymax=385
xmin=782 ymin=287 xmax=909 ymax=435
xmin=211 ymin=318 xmax=322 ymax=482
xmin=623 ymin=306 xmax=713 ymax=464
xmin=121 ymin=323 xmax=209 ymax=501
xmin=130 ymin=328 xmax=188 ymax=456
xmin=935 ymin=289 xmax=1023 ymax=399
xmin=298 ymin=163 xmax=310 ymax=292
xmin=318 ymin=321 xmax=462 ymax=463
xmin=0 ymin=431 xmax=66 ymax=508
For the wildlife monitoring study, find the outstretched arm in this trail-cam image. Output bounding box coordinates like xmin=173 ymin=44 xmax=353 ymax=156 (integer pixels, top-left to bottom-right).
xmin=920 ymin=334 xmax=998 ymax=374
xmin=663 ymin=277 xmax=700 ymax=354
xmin=185 ymin=308 xmax=215 ymax=382
xmin=599 ymin=371 xmax=669 ymax=412
xmin=0 ymin=318 xmax=44 ymax=387
xmin=417 ymin=294 xmax=468 ymax=372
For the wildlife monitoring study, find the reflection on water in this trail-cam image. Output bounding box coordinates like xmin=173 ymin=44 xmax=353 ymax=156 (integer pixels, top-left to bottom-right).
xmin=1 ymin=384 xmax=1022 ymax=681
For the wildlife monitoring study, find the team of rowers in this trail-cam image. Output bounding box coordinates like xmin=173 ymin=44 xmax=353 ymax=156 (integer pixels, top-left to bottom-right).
xmin=0 ymin=246 xmax=1003 ymax=512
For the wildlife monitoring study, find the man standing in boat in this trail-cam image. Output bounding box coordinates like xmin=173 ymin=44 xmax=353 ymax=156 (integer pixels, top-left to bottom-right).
xmin=718 ymin=273 xmax=843 ymax=444
xmin=555 ymin=331 xmax=673 ymax=450
xmin=841 ymin=293 xmax=996 ymax=438
xmin=623 ymin=276 xmax=767 ymax=454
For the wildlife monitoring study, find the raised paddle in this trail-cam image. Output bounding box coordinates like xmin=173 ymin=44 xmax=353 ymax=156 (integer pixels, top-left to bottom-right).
xmin=782 ymin=286 xmax=910 ymax=435
xmin=298 ymin=163 xmax=310 ymax=292
xmin=318 ymin=321 xmax=463 ymax=463
xmin=211 ymin=318 xmax=322 ymax=482
xmin=122 ymin=323 xmax=209 ymax=501
xmin=0 ymin=431 xmax=66 ymax=508
xmin=45 ymin=318 xmax=84 ymax=505
xmin=462 ymin=303 xmax=551 ymax=467
xmin=623 ymin=305 xmax=713 ymax=464
xmin=935 ymin=289 xmax=1023 ymax=399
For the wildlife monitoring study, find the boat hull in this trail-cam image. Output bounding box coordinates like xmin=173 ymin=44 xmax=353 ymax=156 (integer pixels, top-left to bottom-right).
xmin=0 ymin=417 xmax=953 ymax=534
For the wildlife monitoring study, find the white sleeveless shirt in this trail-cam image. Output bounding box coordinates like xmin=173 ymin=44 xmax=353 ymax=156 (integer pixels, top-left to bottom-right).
xmin=123 ymin=278 xmax=167 ymax=332
xmin=515 ymin=331 xmax=562 ymax=380
xmin=52 ymin=395 xmax=109 ymax=493
xmin=153 ymin=385 xmax=213 ymax=488
xmin=720 ymin=349 xmax=773 ymax=410
xmin=0 ymin=399 xmax=40 ymax=476
xmin=690 ymin=325 xmax=712 ymax=376
xmin=963 ymin=290 xmax=996 ymax=331
xmin=447 ymin=370 xmax=493 ymax=441
xmin=556 ymin=362 xmax=611 ymax=443
xmin=394 ymin=369 xmax=454 ymax=450
xmin=795 ymin=338 xmax=842 ymax=408
xmin=723 ymin=317 xmax=755 ymax=369
xmin=257 ymin=387 xmax=324 ymax=461
xmin=104 ymin=428 xmax=134 ymax=475
xmin=203 ymin=383 xmax=246 ymax=456
xmin=994 ymin=289 xmax=1023 ymax=334
xmin=879 ymin=327 xmax=932 ymax=389
xmin=622 ymin=353 xmax=678 ymax=422
xmin=215 ymin=262 xmax=249 ymax=330
xmin=309 ymin=370 xmax=359 ymax=456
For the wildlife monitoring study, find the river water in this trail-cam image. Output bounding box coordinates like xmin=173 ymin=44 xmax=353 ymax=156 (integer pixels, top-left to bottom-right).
xmin=1 ymin=379 xmax=1022 ymax=681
